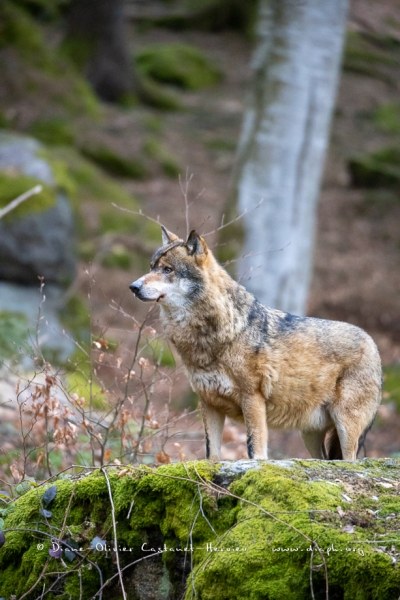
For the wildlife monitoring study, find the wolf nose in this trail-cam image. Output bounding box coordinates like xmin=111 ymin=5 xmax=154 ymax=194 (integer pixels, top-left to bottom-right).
xmin=129 ymin=280 xmax=142 ymax=296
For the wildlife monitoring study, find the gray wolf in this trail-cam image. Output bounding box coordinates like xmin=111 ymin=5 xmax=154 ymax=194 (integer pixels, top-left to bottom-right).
xmin=130 ymin=226 xmax=382 ymax=461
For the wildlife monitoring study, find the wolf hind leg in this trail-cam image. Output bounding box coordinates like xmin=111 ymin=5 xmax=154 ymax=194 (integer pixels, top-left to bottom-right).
xmin=301 ymin=431 xmax=326 ymax=459
xmin=330 ymin=368 xmax=381 ymax=461
xmin=329 ymin=402 xmax=376 ymax=461
xmin=200 ymin=400 xmax=225 ymax=461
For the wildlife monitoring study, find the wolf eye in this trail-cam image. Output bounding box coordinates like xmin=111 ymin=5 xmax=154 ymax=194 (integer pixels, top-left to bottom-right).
xmin=163 ymin=266 xmax=173 ymax=274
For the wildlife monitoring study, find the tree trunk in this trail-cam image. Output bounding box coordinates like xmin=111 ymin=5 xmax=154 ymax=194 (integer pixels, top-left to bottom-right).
xmin=233 ymin=0 xmax=348 ymax=315
xmin=66 ymin=0 xmax=136 ymax=102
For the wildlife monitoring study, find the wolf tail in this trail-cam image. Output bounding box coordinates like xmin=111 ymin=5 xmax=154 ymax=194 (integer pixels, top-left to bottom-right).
xmin=323 ymin=427 xmax=343 ymax=460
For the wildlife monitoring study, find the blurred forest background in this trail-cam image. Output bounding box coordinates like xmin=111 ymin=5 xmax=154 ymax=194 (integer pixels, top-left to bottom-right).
xmin=0 ymin=0 xmax=399 ymax=483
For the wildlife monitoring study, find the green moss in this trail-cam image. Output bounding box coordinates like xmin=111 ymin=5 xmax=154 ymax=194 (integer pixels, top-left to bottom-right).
xmin=61 ymin=295 xmax=90 ymax=342
xmin=216 ymin=196 xmax=245 ymax=269
xmin=348 ymin=147 xmax=400 ymax=189
xmin=50 ymin=146 xmax=137 ymax=208
xmin=343 ymin=31 xmax=400 ymax=83
xmin=0 ymin=311 xmax=29 ymax=360
xmin=383 ymin=365 xmax=400 ymax=411
xmin=136 ymin=42 xmax=222 ymax=91
xmin=0 ymin=462 xmax=221 ymax=598
xmin=0 ymin=171 xmax=56 ymax=219
xmin=101 ymin=243 xmax=133 ymax=270
xmin=10 ymin=0 xmax=65 ymax=20
xmin=143 ymin=138 xmax=181 ymax=178
xmin=372 ymin=102 xmax=400 ymax=135
xmin=29 ymin=117 xmax=76 ymax=146
xmin=60 ymin=37 xmax=93 ymax=72
xmin=65 ymin=359 xmax=108 ymax=411
xmin=188 ymin=461 xmax=400 ymax=599
xmin=98 ymin=205 xmax=159 ymax=248
xmin=144 ymin=338 xmax=176 ymax=367
xmin=138 ymin=75 xmax=183 ymax=110
xmin=80 ymin=145 xmax=148 ymax=180
xmin=0 ymin=2 xmax=100 ymax=120
xmin=0 ymin=2 xmax=51 ymax=64
xmin=1 ymin=461 xmax=398 ymax=599
xmin=48 ymin=145 xmax=160 ymax=250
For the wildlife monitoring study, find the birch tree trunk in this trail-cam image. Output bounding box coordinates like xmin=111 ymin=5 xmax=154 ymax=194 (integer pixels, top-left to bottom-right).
xmin=233 ymin=0 xmax=348 ymax=315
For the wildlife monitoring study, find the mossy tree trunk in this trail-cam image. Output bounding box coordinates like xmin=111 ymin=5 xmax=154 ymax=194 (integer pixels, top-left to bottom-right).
xmin=232 ymin=0 xmax=348 ymax=315
xmin=65 ymin=0 xmax=137 ymax=102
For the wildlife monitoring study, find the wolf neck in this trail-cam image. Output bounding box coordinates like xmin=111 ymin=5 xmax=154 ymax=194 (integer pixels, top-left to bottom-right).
xmin=160 ymin=258 xmax=253 ymax=367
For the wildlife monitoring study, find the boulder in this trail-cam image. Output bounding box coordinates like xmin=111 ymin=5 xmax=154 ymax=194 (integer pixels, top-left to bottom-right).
xmin=0 ymin=459 xmax=398 ymax=599
xmin=0 ymin=131 xmax=75 ymax=285
xmin=0 ymin=131 xmax=76 ymax=363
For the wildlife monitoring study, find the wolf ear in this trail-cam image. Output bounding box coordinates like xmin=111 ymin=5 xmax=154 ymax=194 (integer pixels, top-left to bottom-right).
xmin=161 ymin=225 xmax=179 ymax=245
xmin=186 ymin=230 xmax=207 ymax=256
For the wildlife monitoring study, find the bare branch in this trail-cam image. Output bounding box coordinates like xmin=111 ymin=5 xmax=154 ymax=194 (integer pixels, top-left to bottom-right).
xmin=0 ymin=185 xmax=43 ymax=220
xmin=101 ymin=467 xmax=127 ymax=600
xmin=111 ymin=203 xmax=162 ymax=227
xmin=203 ymin=197 xmax=265 ymax=237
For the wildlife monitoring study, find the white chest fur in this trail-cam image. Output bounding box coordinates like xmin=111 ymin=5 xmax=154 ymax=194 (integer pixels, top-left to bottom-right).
xmin=189 ymin=369 xmax=235 ymax=398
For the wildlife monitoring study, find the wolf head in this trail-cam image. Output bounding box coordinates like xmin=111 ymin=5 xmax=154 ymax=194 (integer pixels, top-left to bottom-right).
xmin=129 ymin=226 xmax=209 ymax=306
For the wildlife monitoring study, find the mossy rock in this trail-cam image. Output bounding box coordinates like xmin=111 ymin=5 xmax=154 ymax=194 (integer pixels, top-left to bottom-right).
xmin=0 ymin=460 xmax=399 ymax=599
xmin=29 ymin=117 xmax=76 ymax=146
xmin=0 ymin=171 xmax=56 ymax=220
xmin=48 ymin=146 xmax=159 ymax=244
xmin=0 ymin=2 xmax=100 ymax=121
xmin=136 ymin=42 xmax=222 ymax=91
xmin=348 ymin=147 xmax=400 ymax=189
xmin=80 ymin=145 xmax=148 ymax=180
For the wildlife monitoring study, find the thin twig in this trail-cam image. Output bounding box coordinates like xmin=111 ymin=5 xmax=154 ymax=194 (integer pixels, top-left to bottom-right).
xmin=203 ymin=197 xmax=265 ymax=237
xmin=179 ymin=169 xmax=194 ymax=237
xmin=111 ymin=204 xmax=161 ymax=227
xmin=0 ymin=185 xmax=42 ymax=220
xmin=101 ymin=467 xmax=127 ymax=600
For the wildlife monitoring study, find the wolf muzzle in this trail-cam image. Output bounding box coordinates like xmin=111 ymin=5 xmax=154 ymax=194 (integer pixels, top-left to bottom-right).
xmin=129 ymin=278 xmax=160 ymax=302
xmin=129 ymin=279 xmax=144 ymax=298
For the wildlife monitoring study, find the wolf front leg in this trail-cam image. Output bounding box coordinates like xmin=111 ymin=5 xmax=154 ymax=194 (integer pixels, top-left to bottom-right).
xmin=242 ymin=394 xmax=268 ymax=459
xmin=200 ymin=399 xmax=225 ymax=461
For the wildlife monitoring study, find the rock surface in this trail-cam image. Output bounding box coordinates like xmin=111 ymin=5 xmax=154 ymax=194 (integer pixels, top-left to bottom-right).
xmin=0 ymin=131 xmax=75 ymax=285
xmin=0 ymin=132 xmax=76 ymax=362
